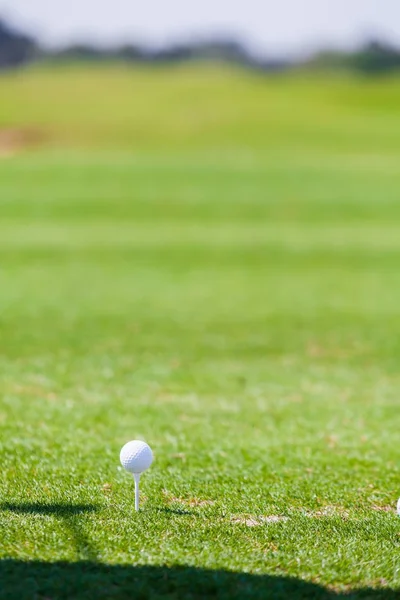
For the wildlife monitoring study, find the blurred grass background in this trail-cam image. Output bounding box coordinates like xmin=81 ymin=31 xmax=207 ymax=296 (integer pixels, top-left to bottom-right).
xmin=1 ymin=65 xmax=400 ymax=152
xmin=1 ymin=64 xmax=400 ymax=593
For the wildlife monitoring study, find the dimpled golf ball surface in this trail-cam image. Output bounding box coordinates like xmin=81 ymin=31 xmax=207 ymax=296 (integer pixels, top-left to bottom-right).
xmin=120 ymin=440 xmax=153 ymax=474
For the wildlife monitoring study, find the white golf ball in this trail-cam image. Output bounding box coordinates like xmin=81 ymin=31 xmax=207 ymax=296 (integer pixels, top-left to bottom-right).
xmin=120 ymin=440 xmax=153 ymax=474
xmin=397 ymin=498 xmax=400 ymax=516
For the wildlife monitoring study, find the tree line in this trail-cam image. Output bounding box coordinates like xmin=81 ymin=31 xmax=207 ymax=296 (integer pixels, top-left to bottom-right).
xmin=1 ymin=17 xmax=400 ymax=75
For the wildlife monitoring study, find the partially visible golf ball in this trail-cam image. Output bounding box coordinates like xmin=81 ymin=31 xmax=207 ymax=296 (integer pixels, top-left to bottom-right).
xmin=120 ymin=440 xmax=153 ymax=474
xmin=397 ymin=498 xmax=400 ymax=516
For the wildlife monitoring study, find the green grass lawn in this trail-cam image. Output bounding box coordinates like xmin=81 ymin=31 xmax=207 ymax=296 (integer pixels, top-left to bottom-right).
xmin=1 ymin=65 xmax=400 ymax=599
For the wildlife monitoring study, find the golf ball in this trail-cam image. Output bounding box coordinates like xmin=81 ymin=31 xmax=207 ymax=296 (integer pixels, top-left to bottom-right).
xmin=397 ymin=498 xmax=400 ymax=516
xmin=120 ymin=440 xmax=153 ymax=474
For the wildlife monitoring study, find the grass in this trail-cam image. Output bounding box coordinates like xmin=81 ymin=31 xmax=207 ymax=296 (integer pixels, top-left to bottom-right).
xmin=1 ymin=64 xmax=400 ymax=598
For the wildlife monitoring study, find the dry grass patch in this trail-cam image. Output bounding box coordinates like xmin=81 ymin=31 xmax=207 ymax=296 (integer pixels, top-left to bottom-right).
xmin=304 ymin=505 xmax=350 ymax=519
xmin=231 ymin=515 xmax=289 ymax=527
xmin=371 ymin=505 xmax=395 ymax=513
xmin=162 ymin=490 xmax=215 ymax=508
xmin=0 ymin=128 xmax=44 ymax=157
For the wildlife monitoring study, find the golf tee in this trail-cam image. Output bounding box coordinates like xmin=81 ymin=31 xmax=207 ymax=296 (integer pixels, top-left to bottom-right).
xmin=134 ymin=473 xmax=141 ymax=511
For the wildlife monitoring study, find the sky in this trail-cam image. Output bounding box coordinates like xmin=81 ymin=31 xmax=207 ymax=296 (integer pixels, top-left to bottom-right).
xmin=1 ymin=0 xmax=400 ymax=58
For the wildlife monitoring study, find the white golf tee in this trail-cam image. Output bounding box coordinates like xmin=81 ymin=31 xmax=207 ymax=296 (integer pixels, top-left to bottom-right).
xmin=133 ymin=473 xmax=141 ymax=511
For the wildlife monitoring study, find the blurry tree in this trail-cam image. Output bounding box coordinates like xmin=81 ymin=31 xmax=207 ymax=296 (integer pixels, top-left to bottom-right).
xmin=0 ymin=18 xmax=37 ymax=68
xmin=309 ymin=41 xmax=400 ymax=75
xmin=349 ymin=40 xmax=400 ymax=74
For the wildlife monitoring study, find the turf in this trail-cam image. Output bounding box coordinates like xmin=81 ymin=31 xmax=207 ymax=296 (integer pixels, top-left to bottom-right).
xmin=1 ymin=65 xmax=400 ymax=599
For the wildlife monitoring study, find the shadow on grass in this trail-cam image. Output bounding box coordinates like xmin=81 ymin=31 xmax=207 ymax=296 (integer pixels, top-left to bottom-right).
xmin=0 ymin=502 xmax=99 ymax=562
xmin=1 ymin=503 xmax=398 ymax=599
xmin=156 ymin=506 xmax=195 ymax=516
xmin=0 ymin=560 xmax=398 ymax=600
xmin=0 ymin=502 xmax=98 ymax=516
